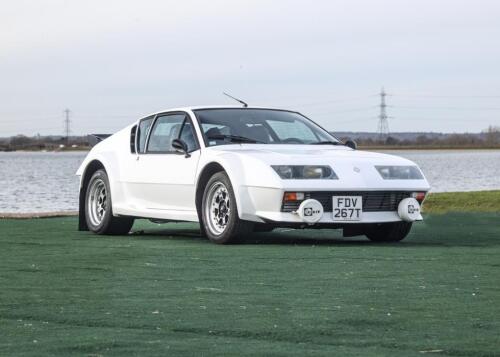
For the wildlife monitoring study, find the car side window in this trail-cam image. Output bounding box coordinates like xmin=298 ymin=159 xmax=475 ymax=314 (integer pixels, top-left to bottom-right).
xmin=147 ymin=114 xmax=186 ymax=153
xmin=137 ymin=116 xmax=154 ymax=153
xmin=130 ymin=125 xmax=137 ymax=153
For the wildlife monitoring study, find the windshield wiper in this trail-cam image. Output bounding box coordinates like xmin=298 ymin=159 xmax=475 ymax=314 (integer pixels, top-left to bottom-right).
xmin=207 ymin=134 xmax=264 ymax=144
xmin=311 ymin=141 xmax=342 ymax=145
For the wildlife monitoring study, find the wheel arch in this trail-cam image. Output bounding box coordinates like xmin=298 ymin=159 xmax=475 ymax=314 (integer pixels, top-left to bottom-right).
xmin=78 ymin=159 xmax=106 ymax=231
xmin=195 ymin=162 xmax=227 ymax=222
xmin=195 ymin=155 xmax=271 ymax=224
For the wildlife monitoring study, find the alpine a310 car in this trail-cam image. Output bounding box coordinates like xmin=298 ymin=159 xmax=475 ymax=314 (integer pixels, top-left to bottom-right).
xmin=77 ymin=106 xmax=430 ymax=244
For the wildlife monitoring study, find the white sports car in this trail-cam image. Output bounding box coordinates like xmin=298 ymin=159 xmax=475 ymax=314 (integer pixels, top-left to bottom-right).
xmin=77 ymin=106 xmax=430 ymax=244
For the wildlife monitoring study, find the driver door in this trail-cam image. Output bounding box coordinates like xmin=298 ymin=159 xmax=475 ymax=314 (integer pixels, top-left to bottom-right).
xmin=129 ymin=112 xmax=201 ymax=218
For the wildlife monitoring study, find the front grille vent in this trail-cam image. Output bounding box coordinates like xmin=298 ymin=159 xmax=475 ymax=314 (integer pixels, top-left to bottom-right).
xmin=281 ymin=191 xmax=412 ymax=212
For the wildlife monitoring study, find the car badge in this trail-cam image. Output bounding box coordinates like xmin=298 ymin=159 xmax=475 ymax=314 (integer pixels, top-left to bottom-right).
xmin=353 ymin=167 xmax=361 ymax=173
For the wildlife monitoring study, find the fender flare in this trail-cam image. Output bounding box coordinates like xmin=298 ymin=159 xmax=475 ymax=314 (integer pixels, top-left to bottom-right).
xmin=77 ymin=153 xmax=119 ymax=231
xmin=194 ymin=158 xmax=247 ymax=220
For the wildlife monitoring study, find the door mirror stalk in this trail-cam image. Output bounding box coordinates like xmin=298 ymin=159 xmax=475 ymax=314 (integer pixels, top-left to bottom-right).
xmin=172 ymin=139 xmax=191 ymax=158
xmin=344 ymin=139 xmax=357 ymax=150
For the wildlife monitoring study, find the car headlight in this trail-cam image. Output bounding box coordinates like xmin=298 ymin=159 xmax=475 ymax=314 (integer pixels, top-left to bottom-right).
xmin=272 ymin=165 xmax=338 ymax=179
xmin=375 ymin=165 xmax=424 ymax=180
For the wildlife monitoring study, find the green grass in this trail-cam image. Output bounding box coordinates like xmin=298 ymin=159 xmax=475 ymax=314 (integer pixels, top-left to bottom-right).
xmin=1 ymin=214 xmax=500 ymax=356
xmin=423 ymin=190 xmax=500 ymax=213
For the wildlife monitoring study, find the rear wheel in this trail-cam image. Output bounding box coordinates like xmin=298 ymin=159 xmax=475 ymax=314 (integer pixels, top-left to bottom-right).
xmin=201 ymin=172 xmax=253 ymax=244
xmin=85 ymin=170 xmax=134 ymax=235
xmin=364 ymin=222 xmax=412 ymax=242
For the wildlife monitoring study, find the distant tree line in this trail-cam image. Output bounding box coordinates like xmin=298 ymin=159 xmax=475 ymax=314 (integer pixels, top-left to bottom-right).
xmin=1 ymin=126 xmax=499 ymax=151
xmin=335 ymin=126 xmax=500 ymax=149
xmin=0 ymin=135 xmax=91 ymax=151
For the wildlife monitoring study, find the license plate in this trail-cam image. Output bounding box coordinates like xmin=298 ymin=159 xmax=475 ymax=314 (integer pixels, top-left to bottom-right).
xmin=332 ymin=196 xmax=362 ymax=221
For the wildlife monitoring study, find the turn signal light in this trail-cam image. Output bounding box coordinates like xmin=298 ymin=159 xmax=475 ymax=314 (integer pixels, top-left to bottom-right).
xmin=284 ymin=192 xmax=305 ymax=202
xmin=412 ymin=192 xmax=427 ymax=203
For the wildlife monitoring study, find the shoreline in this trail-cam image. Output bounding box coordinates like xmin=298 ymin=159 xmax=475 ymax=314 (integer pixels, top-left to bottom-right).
xmin=0 ymin=211 xmax=78 ymax=219
xmin=361 ymin=146 xmax=500 ymax=151
xmin=0 ymin=149 xmax=90 ymax=153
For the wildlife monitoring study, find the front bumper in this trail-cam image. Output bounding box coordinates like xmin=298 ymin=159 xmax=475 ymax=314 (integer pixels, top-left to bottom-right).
xmin=255 ymin=210 xmax=414 ymax=224
xmin=239 ymin=186 xmax=424 ymax=224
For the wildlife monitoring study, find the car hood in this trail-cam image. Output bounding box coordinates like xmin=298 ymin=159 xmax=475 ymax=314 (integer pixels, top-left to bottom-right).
xmin=208 ymin=144 xmax=413 ymax=165
xmin=205 ymin=144 xmax=430 ymax=191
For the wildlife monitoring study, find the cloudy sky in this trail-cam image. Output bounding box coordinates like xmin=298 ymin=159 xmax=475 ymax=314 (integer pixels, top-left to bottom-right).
xmin=1 ymin=0 xmax=500 ymax=136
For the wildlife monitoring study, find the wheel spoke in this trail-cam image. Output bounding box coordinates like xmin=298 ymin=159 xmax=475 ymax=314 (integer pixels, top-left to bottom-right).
xmin=205 ymin=182 xmax=232 ymax=235
xmin=87 ymin=178 xmax=108 ymax=227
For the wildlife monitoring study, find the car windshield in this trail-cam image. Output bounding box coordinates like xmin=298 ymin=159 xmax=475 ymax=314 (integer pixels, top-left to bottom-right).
xmin=193 ymin=108 xmax=339 ymax=146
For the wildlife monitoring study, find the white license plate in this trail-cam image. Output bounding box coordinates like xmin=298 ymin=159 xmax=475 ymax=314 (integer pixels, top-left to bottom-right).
xmin=332 ymin=196 xmax=363 ymax=221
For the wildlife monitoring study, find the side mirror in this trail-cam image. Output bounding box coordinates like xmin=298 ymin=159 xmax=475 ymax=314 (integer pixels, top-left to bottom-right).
xmin=172 ymin=139 xmax=190 ymax=158
xmin=344 ymin=139 xmax=357 ymax=150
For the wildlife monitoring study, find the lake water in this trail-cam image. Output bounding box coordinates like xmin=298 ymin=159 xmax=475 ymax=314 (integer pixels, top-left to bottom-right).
xmin=380 ymin=150 xmax=500 ymax=193
xmin=0 ymin=151 xmax=86 ymax=213
xmin=0 ymin=150 xmax=499 ymax=213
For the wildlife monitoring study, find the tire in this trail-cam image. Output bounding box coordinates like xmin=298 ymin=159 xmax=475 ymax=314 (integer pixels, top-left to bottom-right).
xmin=364 ymin=222 xmax=413 ymax=242
xmin=253 ymin=224 xmax=275 ymax=233
xmin=201 ymin=172 xmax=253 ymax=244
xmin=85 ymin=169 xmax=134 ymax=235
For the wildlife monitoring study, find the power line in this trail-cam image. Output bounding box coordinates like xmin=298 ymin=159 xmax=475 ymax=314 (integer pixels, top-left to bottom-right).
xmin=284 ymin=95 xmax=376 ymax=108
xmin=395 ymin=94 xmax=500 ymax=98
xmin=392 ymin=105 xmax=500 ymax=111
xmin=305 ymin=106 xmax=377 ymax=116
xmin=329 ymin=118 xmax=375 ymax=125
xmin=388 ymin=117 xmax=497 ymax=122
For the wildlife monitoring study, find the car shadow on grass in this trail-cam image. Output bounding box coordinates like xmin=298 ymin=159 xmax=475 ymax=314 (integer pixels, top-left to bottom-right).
xmin=117 ymin=211 xmax=500 ymax=247
xmin=126 ymin=227 xmax=500 ymax=248
xmin=129 ymin=227 xmax=205 ymax=241
xmin=241 ymin=235 xmax=372 ymax=246
xmin=129 ymin=227 xmax=379 ymax=246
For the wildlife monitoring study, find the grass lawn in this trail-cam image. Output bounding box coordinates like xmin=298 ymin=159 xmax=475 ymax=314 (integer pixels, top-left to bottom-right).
xmin=1 ymin=212 xmax=500 ymax=356
xmin=423 ymin=190 xmax=500 ymax=213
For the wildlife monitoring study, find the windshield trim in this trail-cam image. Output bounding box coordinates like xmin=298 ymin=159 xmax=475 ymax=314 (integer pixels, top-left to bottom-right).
xmin=192 ymin=107 xmax=341 ymax=147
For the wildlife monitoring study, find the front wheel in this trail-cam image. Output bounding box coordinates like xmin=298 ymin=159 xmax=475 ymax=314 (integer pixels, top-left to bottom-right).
xmin=364 ymin=222 xmax=413 ymax=242
xmin=85 ymin=169 xmax=134 ymax=235
xmin=201 ymin=172 xmax=253 ymax=244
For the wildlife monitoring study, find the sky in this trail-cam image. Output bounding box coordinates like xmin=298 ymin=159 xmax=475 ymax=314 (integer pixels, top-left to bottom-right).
xmin=1 ymin=0 xmax=500 ymax=136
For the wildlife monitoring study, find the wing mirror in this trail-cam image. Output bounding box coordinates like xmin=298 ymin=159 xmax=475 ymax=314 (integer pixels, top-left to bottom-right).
xmin=172 ymin=139 xmax=191 ymax=158
xmin=344 ymin=139 xmax=357 ymax=150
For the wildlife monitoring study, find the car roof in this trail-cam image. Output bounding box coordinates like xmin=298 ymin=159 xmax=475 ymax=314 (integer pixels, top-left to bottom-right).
xmin=140 ymin=105 xmax=298 ymax=119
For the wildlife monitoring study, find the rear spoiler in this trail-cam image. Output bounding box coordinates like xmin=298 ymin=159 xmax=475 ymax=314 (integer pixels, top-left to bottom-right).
xmin=88 ymin=134 xmax=112 ymax=147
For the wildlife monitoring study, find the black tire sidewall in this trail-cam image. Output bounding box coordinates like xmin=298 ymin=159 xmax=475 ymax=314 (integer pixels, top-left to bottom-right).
xmin=201 ymin=172 xmax=243 ymax=244
xmin=85 ymin=170 xmax=113 ymax=234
